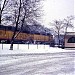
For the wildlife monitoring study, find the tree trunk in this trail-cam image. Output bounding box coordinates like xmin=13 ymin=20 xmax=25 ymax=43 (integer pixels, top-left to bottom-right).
xmin=65 ymin=26 xmax=68 ymax=34
xmin=10 ymin=0 xmax=21 ymax=50
xmin=58 ymin=31 xmax=60 ymax=47
xmin=0 ymin=0 xmax=7 ymax=25
xmin=0 ymin=6 xmax=1 ymax=25
xmin=10 ymin=31 xmax=16 ymax=50
xmin=10 ymin=41 xmax=13 ymax=50
xmin=0 ymin=13 xmax=1 ymax=25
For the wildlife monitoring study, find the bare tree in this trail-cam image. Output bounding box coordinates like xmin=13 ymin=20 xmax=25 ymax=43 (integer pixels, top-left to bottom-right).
xmin=9 ymin=0 xmax=43 ymax=50
xmin=50 ymin=20 xmax=64 ymax=47
xmin=0 ymin=0 xmax=8 ymax=25
xmin=63 ymin=16 xmax=74 ymax=34
xmin=10 ymin=0 xmax=22 ymax=50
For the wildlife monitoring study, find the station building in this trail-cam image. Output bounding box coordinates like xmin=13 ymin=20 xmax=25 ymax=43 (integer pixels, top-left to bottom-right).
xmin=64 ymin=32 xmax=75 ymax=48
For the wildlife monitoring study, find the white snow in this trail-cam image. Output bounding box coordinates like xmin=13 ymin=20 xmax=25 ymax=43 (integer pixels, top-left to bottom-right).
xmin=0 ymin=44 xmax=75 ymax=54
xmin=0 ymin=44 xmax=75 ymax=75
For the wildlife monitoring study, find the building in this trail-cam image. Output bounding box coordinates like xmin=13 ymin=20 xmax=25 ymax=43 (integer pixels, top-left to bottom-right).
xmin=64 ymin=32 xmax=75 ymax=48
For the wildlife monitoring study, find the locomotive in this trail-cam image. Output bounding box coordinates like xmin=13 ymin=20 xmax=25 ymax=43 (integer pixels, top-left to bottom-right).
xmin=0 ymin=25 xmax=53 ymax=44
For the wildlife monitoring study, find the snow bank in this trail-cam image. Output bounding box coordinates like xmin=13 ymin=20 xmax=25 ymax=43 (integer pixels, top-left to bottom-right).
xmin=0 ymin=44 xmax=75 ymax=54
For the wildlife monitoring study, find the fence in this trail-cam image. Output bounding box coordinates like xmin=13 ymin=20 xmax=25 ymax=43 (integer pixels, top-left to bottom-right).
xmin=0 ymin=44 xmax=50 ymax=50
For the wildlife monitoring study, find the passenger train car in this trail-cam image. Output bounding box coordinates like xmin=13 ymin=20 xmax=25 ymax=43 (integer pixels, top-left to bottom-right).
xmin=0 ymin=25 xmax=53 ymax=44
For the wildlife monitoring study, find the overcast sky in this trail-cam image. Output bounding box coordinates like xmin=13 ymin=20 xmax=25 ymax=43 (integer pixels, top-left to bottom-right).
xmin=1 ymin=0 xmax=74 ymax=30
xmin=42 ymin=0 xmax=74 ymax=28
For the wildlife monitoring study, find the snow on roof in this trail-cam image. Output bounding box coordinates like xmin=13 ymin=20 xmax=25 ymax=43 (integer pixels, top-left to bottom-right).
xmin=65 ymin=32 xmax=75 ymax=35
xmin=0 ymin=25 xmax=52 ymax=35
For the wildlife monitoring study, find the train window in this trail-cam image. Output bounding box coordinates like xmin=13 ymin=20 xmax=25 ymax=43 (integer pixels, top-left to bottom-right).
xmin=0 ymin=31 xmax=2 ymax=35
xmin=67 ymin=36 xmax=75 ymax=43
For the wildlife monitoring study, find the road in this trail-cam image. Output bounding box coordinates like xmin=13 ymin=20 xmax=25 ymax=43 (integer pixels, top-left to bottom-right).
xmin=0 ymin=52 xmax=75 ymax=75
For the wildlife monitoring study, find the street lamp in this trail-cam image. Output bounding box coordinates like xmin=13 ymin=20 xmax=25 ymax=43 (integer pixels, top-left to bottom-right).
xmin=44 ymin=29 xmax=46 ymax=49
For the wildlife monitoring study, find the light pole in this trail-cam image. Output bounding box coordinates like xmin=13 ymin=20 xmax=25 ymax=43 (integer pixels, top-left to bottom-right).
xmin=44 ymin=30 xmax=46 ymax=49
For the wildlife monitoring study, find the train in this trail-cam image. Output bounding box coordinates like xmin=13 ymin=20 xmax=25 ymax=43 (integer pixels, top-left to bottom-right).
xmin=0 ymin=25 xmax=53 ymax=44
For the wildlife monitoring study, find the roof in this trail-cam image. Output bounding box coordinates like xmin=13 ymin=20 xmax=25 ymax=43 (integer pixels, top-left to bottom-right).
xmin=65 ymin=32 xmax=75 ymax=35
xmin=0 ymin=25 xmax=15 ymax=31
xmin=0 ymin=25 xmax=52 ymax=36
xmin=23 ymin=25 xmax=52 ymax=35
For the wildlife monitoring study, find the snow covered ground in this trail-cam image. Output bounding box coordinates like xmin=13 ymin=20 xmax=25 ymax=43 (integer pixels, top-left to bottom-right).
xmin=0 ymin=44 xmax=75 ymax=54
xmin=0 ymin=44 xmax=75 ymax=75
xmin=0 ymin=52 xmax=75 ymax=75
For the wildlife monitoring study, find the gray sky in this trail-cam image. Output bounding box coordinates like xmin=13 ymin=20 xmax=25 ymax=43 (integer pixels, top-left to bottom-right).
xmin=42 ymin=0 xmax=74 ymax=28
xmin=1 ymin=0 xmax=74 ymax=31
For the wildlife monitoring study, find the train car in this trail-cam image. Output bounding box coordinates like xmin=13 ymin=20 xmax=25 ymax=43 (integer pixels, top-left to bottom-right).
xmin=0 ymin=25 xmax=53 ymax=44
xmin=0 ymin=25 xmax=14 ymax=43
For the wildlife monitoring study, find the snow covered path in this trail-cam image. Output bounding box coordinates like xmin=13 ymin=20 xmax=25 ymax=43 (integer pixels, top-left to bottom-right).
xmin=0 ymin=52 xmax=75 ymax=75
